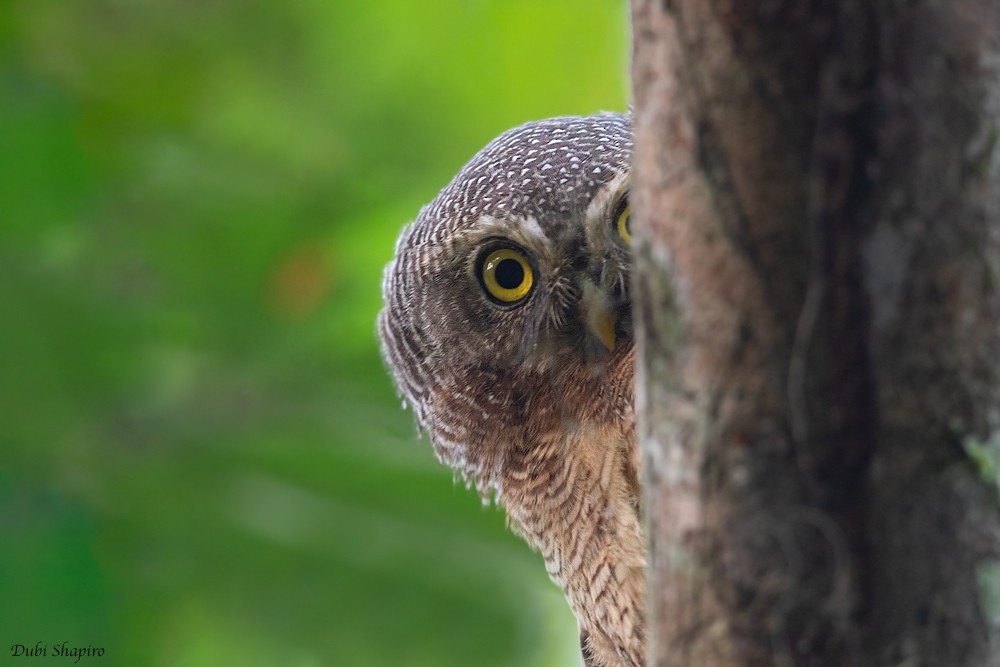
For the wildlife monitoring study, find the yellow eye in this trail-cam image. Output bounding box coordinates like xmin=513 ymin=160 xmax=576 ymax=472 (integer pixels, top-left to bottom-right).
xmin=480 ymin=247 xmax=534 ymax=304
xmin=615 ymin=201 xmax=632 ymax=244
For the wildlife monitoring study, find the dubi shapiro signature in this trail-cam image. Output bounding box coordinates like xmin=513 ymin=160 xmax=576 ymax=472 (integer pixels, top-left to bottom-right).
xmin=10 ymin=642 xmax=104 ymax=663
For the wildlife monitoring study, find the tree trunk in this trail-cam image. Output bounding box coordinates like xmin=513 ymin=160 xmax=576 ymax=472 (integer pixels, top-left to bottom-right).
xmin=629 ymin=1 xmax=1000 ymax=665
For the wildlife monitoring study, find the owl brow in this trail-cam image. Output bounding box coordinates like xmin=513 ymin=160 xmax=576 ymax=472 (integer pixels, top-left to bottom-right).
xmin=611 ymin=194 xmax=629 ymax=221
xmin=465 ymin=215 xmax=550 ymax=249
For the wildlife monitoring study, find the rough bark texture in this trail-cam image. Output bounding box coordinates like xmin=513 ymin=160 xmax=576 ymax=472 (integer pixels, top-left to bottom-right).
xmin=630 ymin=1 xmax=1000 ymax=665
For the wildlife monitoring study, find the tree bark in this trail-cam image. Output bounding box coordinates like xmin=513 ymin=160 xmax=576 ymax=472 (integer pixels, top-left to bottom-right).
xmin=630 ymin=1 xmax=1000 ymax=665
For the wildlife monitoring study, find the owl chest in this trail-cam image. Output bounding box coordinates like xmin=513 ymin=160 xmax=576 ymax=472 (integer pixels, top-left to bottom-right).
xmin=500 ymin=426 xmax=638 ymax=582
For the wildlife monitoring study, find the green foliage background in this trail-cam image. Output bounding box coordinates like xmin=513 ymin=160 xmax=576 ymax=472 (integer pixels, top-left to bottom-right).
xmin=0 ymin=2 xmax=628 ymax=665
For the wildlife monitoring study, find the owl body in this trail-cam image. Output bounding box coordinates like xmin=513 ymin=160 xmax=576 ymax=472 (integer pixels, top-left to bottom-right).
xmin=378 ymin=113 xmax=644 ymax=667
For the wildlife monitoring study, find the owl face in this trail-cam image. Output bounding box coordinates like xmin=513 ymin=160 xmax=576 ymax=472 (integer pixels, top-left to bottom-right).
xmin=417 ymin=172 xmax=632 ymax=373
xmin=379 ymin=113 xmax=633 ymax=487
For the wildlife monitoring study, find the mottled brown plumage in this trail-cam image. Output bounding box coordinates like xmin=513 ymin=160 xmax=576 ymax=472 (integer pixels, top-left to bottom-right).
xmin=378 ymin=113 xmax=644 ymax=667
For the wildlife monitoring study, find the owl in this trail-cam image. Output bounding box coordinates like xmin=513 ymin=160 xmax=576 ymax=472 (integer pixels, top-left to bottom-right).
xmin=378 ymin=113 xmax=644 ymax=667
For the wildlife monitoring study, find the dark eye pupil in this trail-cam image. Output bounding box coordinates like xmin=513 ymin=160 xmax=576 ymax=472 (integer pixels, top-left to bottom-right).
xmin=494 ymin=258 xmax=524 ymax=289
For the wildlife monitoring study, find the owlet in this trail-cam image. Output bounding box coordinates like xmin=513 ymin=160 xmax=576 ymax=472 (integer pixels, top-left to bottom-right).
xmin=378 ymin=112 xmax=644 ymax=667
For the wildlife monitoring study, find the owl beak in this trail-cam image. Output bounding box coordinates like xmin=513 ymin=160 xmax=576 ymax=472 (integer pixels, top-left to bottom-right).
xmin=589 ymin=304 xmax=617 ymax=352
xmin=581 ymin=279 xmax=618 ymax=353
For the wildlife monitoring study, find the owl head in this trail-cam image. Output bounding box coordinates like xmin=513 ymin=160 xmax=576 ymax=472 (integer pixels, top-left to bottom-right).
xmin=379 ymin=113 xmax=633 ymax=493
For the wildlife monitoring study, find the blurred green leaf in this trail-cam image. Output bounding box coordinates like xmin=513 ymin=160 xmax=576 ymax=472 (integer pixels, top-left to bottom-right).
xmin=1 ymin=0 xmax=627 ymax=664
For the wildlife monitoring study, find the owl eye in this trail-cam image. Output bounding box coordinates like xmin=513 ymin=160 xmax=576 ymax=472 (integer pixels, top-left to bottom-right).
xmin=614 ymin=198 xmax=632 ymax=244
xmin=479 ymin=246 xmax=534 ymax=305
